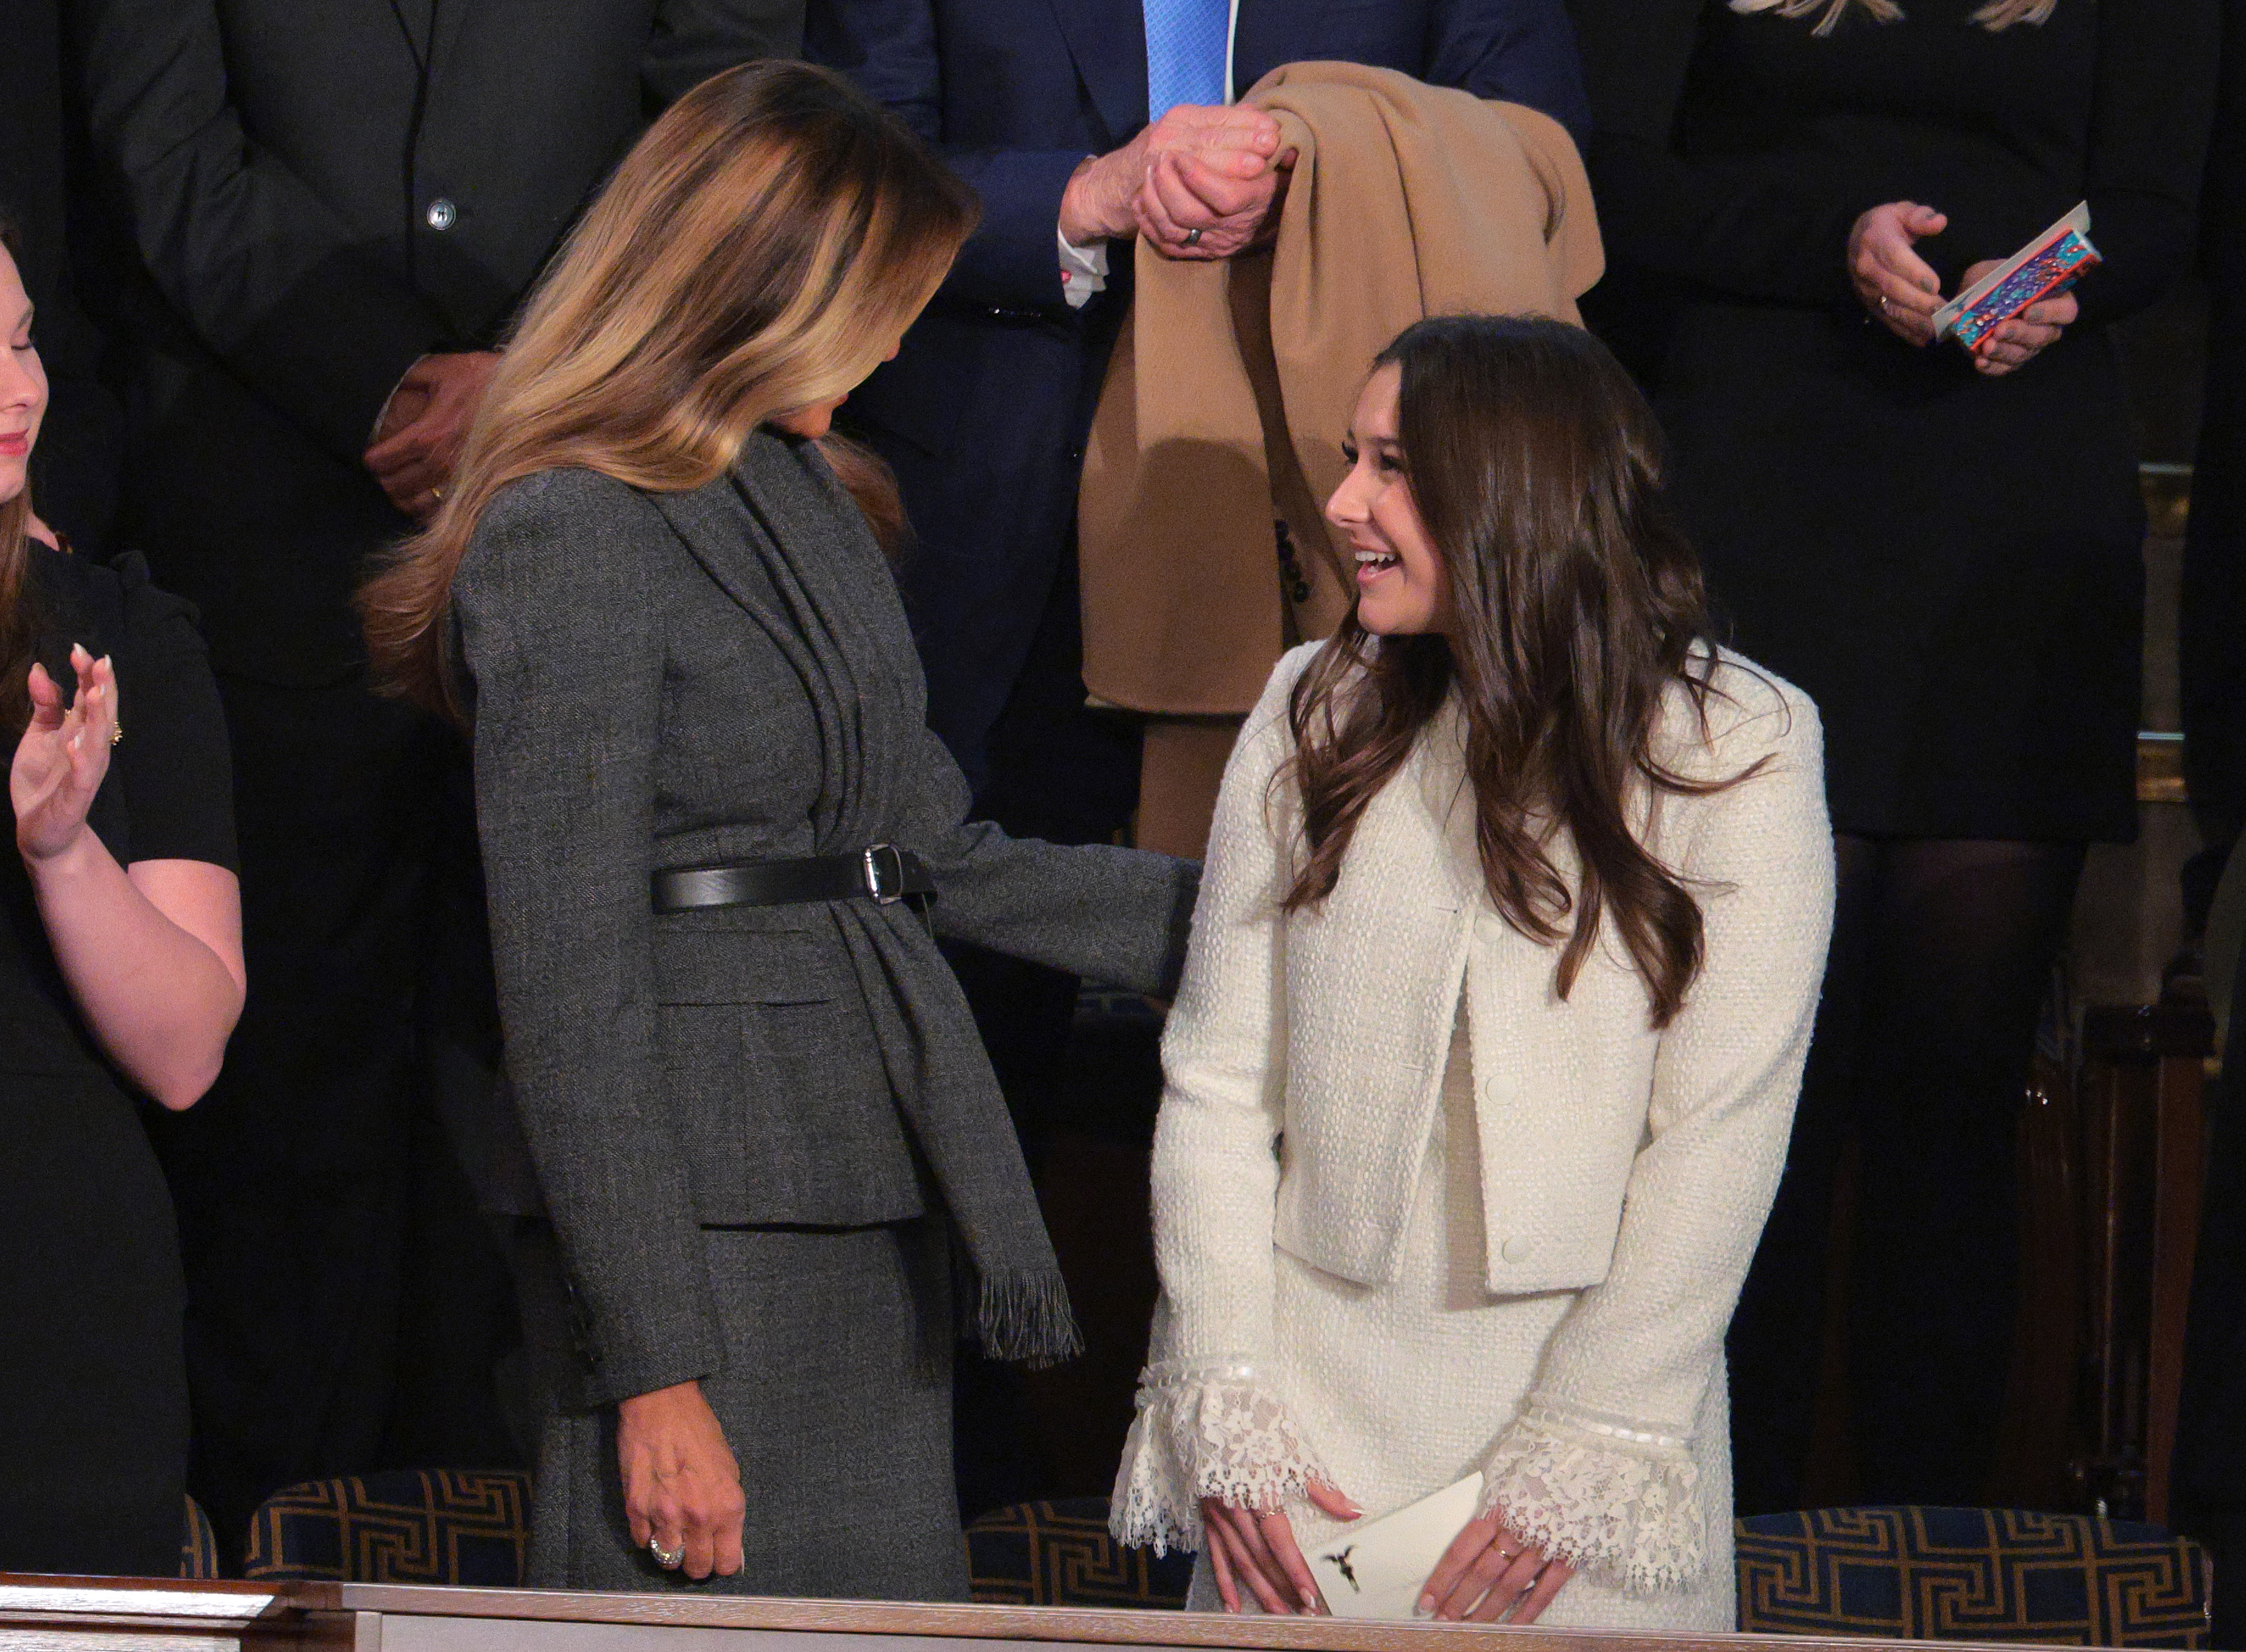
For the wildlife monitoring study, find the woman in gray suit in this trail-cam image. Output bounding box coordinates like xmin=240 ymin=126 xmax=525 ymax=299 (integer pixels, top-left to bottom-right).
xmin=360 ymin=62 xmax=1197 ymax=1600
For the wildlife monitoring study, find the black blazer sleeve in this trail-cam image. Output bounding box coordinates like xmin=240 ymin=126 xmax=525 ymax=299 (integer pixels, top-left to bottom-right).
xmin=455 ymin=471 xmax=724 ymax=1406
xmin=76 ymin=0 xmax=452 ymax=465
xmin=642 ymin=0 xmax=809 ymax=104
xmin=1569 ymin=0 xmax=1864 ymax=308
xmin=2070 ymin=0 xmax=2222 ymax=327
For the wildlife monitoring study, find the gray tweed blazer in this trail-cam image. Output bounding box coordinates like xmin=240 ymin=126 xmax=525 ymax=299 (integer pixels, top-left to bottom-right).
xmin=453 ymin=431 xmax=1196 ymax=1406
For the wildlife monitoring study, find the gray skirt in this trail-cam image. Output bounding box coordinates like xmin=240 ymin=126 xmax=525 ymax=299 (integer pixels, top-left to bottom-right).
xmin=526 ymin=1220 xmax=968 ymax=1600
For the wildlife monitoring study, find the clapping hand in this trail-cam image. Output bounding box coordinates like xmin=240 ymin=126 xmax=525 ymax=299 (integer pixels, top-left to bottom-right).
xmin=1200 ymin=1480 xmax=1359 ymax=1614
xmin=12 ymin=645 xmax=116 ymax=865
xmin=1418 ymin=1508 xmax=1575 ymax=1624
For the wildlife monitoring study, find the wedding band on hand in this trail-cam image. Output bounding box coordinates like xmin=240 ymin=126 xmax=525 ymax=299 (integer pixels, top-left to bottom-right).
xmin=1182 ymin=227 xmax=1203 ymax=247
xmin=648 ymin=1536 xmax=684 ymax=1569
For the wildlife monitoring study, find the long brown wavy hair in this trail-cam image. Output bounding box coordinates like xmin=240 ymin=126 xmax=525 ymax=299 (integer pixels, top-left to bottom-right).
xmin=0 ymin=218 xmax=46 ymax=734
xmin=1283 ymin=316 xmax=1758 ymax=1029
xmin=1729 ymin=0 xmax=2054 ymax=35
xmin=360 ymin=61 xmax=976 ymax=718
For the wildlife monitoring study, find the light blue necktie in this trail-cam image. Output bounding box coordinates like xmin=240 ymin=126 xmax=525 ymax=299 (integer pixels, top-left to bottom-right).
xmin=1144 ymin=0 xmax=1230 ymax=122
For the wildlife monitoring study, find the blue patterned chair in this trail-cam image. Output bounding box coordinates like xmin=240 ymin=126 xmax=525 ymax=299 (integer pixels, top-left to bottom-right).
xmin=1736 ymin=1507 xmax=2212 ymax=1647
xmin=965 ymin=1498 xmax=1193 ymax=1608
xmin=180 ymin=1495 xmax=219 ymax=1579
xmin=243 ymin=1469 xmax=531 ymax=1586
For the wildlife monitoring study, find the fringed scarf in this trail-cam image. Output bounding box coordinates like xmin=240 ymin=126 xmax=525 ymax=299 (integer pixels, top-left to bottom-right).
xmin=1729 ymin=0 xmax=2056 ymax=35
xmin=713 ymin=433 xmax=1083 ymax=1367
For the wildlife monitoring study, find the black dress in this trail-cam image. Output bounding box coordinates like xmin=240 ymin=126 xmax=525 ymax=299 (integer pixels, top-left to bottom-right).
xmin=0 ymin=545 xmax=236 ymax=1576
xmin=1572 ymin=0 xmax=2221 ymax=842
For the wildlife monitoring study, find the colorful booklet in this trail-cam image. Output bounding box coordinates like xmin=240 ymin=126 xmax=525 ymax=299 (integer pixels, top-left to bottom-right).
xmin=1306 ymin=1472 xmax=1484 ymax=1620
xmin=1931 ymin=202 xmax=2100 ymax=352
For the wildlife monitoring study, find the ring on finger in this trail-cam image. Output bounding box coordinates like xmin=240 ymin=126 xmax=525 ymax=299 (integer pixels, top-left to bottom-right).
xmin=648 ymin=1535 xmax=684 ymax=1569
xmin=1182 ymin=226 xmax=1203 ymax=247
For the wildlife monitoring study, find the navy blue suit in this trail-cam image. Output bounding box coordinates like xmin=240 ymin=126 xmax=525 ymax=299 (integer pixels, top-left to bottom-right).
xmin=810 ymin=0 xmax=1589 ymax=812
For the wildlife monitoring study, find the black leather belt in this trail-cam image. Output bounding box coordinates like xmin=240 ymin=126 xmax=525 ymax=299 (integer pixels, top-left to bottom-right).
xmin=651 ymin=845 xmax=936 ymax=915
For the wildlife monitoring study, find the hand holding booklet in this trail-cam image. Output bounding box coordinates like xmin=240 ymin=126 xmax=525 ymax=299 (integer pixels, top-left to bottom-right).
xmin=1305 ymin=1472 xmax=1484 ymax=1620
xmin=1930 ymin=202 xmax=2099 ymax=352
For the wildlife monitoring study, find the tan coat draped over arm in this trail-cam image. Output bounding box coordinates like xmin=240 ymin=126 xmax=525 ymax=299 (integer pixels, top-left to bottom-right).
xmin=1079 ymin=60 xmax=1605 ymax=724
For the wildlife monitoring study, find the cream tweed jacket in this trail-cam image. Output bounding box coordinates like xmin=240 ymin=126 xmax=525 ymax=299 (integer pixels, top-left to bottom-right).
xmin=1114 ymin=639 xmax=1834 ymax=1592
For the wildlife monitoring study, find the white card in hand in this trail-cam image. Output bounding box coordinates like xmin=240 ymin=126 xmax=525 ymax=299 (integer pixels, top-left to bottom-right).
xmin=1306 ymin=1472 xmax=1483 ymax=1620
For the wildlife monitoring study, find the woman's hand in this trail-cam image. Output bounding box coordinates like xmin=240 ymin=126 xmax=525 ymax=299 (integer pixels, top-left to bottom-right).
xmin=1200 ymin=1480 xmax=1359 ymax=1614
xmin=1957 ymin=257 xmax=2077 ymax=377
xmin=1849 ymin=201 xmax=1949 ymax=346
xmin=616 ymin=1379 xmax=746 ymax=1581
xmin=1419 ymin=1510 xmax=1575 ymax=1624
xmin=13 ymin=646 xmax=116 ymax=865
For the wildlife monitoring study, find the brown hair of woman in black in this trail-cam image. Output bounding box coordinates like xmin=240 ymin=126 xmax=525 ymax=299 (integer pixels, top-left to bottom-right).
xmin=1281 ymin=315 xmax=1760 ymax=1029
xmin=0 ymin=216 xmax=43 ymax=736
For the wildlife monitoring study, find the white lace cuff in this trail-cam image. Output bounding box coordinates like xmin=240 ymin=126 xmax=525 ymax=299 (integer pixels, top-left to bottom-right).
xmin=1476 ymin=1402 xmax=1703 ymax=1593
xmin=1110 ymin=1360 xmax=1332 ymax=1556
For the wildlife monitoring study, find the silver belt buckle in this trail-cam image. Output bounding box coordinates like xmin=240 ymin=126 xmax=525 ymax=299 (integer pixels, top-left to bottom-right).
xmin=862 ymin=843 xmax=907 ymax=904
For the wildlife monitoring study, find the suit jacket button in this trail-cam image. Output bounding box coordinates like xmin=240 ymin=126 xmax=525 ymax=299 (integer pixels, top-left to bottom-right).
xmin=425 ymin=197 xmax=459 ymax=231
xmin=1500 ymin=1236 xmax=1534 ymax=1264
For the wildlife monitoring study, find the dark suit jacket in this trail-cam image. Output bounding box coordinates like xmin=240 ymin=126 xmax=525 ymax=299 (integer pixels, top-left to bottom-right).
xmin=2182 ymin=0 xmax=2246 ymax=859
xmin=74 ymin=0 xmax=800 ymax=682
xmin=808 ymin=0 xmax=1590 ymax=794
xmin=453 ymin=433 xmax=1196 ymax=1403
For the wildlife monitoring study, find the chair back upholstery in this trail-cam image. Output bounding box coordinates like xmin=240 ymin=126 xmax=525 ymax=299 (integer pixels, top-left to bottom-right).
xmin=243 ymin=1469 xmax=531 ymax=1586
xmin=1735 ymin=1507 xmax=2211 ymax=1647
xmin=965 ymin=1498 xmax=1193 ymax=1608
xmin=180 ymin=1495 xmax=219 ymax=1579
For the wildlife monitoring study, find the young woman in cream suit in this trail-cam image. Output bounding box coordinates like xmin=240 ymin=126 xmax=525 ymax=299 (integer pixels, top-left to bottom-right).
xmin=1113 ymin=316 xmax=1834 ymax=1629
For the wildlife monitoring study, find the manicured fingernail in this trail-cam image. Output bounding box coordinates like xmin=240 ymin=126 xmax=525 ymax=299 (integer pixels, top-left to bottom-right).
xmin=1415 ymin=1596 xmax=1434 ymax=1617
xmin=1300 ymin=1590 xmax=1318 ymax=1612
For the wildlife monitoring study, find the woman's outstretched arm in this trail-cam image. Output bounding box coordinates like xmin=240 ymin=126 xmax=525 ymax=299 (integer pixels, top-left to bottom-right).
xmin=14 ymin=647 xmax=244 ymax=1110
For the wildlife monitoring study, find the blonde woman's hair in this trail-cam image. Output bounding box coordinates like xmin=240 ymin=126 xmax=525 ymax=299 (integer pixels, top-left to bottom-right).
xmin=1729 ymin=0 xmax=2053 ymax=34
xmin=360 ymin=60 xmax=977 ymax=719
